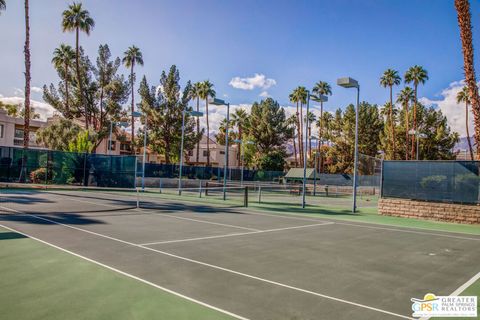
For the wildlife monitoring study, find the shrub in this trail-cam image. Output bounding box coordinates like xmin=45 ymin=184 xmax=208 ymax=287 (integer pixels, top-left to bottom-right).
xmin=420 ymin=175 xmax=447 ymax=190
xmin=30 ymin=168 xmax=50 ymax=184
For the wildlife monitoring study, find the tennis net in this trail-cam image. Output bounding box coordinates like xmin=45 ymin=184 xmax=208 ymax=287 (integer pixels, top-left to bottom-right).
xmin=0 ymin=183 xmax=249 ymax=217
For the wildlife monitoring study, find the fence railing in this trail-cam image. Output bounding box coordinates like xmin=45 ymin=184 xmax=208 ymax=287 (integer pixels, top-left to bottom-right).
xmin=381 ymin=160 xmax=480 ymax=204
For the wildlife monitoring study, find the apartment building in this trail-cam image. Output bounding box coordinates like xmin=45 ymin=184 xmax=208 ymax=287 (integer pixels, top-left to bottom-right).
xmin=187 ymin=135 xmax=238 ymax=167
xmin=0 ymin=109 xmax=48 ymax=148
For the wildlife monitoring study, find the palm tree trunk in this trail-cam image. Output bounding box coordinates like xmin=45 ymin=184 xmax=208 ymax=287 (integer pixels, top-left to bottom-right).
xmin=411 ymin=86 xmax=417 ymax=159
xmin=389 ymin=86 xmax=396 ymax=159
xmin=308 ymin=124 xmax=312 ymax=161
xmin=405 ymin=103 xmax=409 ymax=160
xmin=296 ymin=102 xmax=302 ymax=166
xmin=455 ymin=0 xmax=480 ymax=159
xmin=130 ymin=63 xmax=135 ymax=154
xmin=195 ymin=97 xmax=200 ymax=163
xmin=293 ymin=137 xmax=298 ymax=167
xmin=75 ymin=27 xmax=86 ymax=130
xmin=23 ymin=0 xmax=30 ymax=148
xmin=65 ymin=61 xmax=70 ymax=118
xmin=238 ymin=128 xmax=242 ymax=167
xmin=466 ymin=102 xmax=474 ymax=160
xmin=299 ymin=102 xmax=304 ymax=165
xmin=206 ymin=99 xmax=210 ymax=166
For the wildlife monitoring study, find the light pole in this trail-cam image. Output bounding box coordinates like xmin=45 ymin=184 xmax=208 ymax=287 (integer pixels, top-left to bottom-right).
xmin=408 ymin=130 xmax=427 ymax=160
xmin=302 ymin=93 xmax=327 ymax=208
xmin=209 ymin=98 xmax=230 ymax=200
xmin=178 ymin=109 xmax=203 ymax=194
xmin=337 ymin=77 xmax=360 ymax=213
xmin=128 ymin=111 xmax=146 ymax=190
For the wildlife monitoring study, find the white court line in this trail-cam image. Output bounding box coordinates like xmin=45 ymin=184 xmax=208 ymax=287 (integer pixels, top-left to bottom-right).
xmin=141 ymin=222 xmax=334 ymax=246
xmin=418 ymin=270 xmax=480 ymax=320
xmin=0 ymin=222 xmax=250 ymax=320
xmin=248 ymin=211 xmax=480 ymax=242
xmin=51 ymin=195 xmax=261 ymax=232
xmin=0 ymin=206 xmax=412 ymax=319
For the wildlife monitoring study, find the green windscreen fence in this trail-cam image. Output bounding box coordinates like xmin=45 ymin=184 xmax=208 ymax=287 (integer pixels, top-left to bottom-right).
xmin=0 ymin=147 xmax=136 ymax=188
xmin=381 ymin=161 xmax=480 ymax=204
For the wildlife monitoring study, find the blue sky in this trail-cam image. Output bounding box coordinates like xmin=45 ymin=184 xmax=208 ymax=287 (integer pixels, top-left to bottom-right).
xmin=0 ymin=0 xmax=479 ymax=135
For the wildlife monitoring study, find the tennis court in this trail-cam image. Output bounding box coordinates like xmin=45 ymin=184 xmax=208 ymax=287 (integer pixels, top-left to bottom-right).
xmin=1 ymin=186 xmax=480 ymax=320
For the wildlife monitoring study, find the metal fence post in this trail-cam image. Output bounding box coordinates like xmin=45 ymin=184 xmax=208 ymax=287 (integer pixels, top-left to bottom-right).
xmin=244 ymin=186 xmax=248 ymax=207
xmin=258 ymin=185 xmax=262 ymax=203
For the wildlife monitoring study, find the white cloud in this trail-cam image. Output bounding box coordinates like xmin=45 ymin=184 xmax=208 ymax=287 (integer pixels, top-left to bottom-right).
xmin=259 ymin=91 xmax=270 ymax=98
xmin=0 ymin=97 xmax=56 ymax=121
xmin=229 ymin=73 xmax=276 ymax=90
xmin=31 ymin=86 xmax=43 ymax=93
xmin=420 ymin=80 xmax=471 ymax=137
xmin=13 ymin=88 xmax=24 ymax=96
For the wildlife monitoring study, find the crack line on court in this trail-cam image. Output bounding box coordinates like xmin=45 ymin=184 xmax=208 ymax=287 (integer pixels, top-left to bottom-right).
xmin=140 ymin=222 xmax=334 ymax=246
xmin=0 ymin=207 xmax=413 ymax=320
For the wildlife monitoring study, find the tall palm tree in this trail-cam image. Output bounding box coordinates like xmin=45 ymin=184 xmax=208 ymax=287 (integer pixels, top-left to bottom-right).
xmin=404 ymin=65 xmax=428 ymax=159
xmin=289 ymin=87 xmax=308 ymax=165
xmin=397 ymin=87 xmax=414 ymax=160
xmin=52 ymin=44 xmax=75 ymax=118
xmin=0 ymin=0 xmax=6 ymax=13
xmin=380 ymin=69 xmax=401 ymax=159
xmin=312 ymin=81 xmax=332 ymax=167
xmin=23 ymin=0 xmax=30 ymax=148
xmin=198 ymin=80 xmax=215 ymax=166
xmin=190 ymin=82 xmax=203 ymax=163
xmin=455 ymin=0 xmax=480 ymax=158
xmin=122 ymin=46 xmax=144 ymax=152
xmin=457 ymin=86 xmax=475 ymax=160
xmin=231 ymin=108 xmax=249 ymax=167
xmin=62 ymin=2 xmax=94 ymax=129
xmin=287 ymin=115 xmax=298 ymax=167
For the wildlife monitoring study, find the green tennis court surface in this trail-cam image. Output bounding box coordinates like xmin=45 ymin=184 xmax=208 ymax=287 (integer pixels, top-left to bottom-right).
xmin=1 ymin=187 xmax=479 ymax=319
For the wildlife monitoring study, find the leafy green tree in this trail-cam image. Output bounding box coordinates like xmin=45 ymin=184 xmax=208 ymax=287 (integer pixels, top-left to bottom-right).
xmin=215 ymin=118 xmax=236 ymax=146
xmin=405 ymin=65 xmax=428 ymax=159
xmin=62 ymin=2 xmax=95 ymax=129
xmin=36 ymin=119 xmax=84 ymax=151
xmin=380 ymin=69 xmax=401 ymax=158
xmin=137 ymin=66 xmax=201 ymax=163
xmin=198 ymin=80 xmax=215 ymax=166
xmin=397 ymin=86 xmax=414 ymax=159
xmin=52 ymin=44 xmax=75 ymax=118
xmin=94 ymin=44 xmax=121 ymax=127
xmin=44 ymin=45 xmax=129 ymax=150
xmin=457 ymin=86 xmax=474 ymax=160
xmin=257 ymin=150 xmax=285 ymax=171
xmin=247 ymin=98 xmax=292 ymax=169
xmin=122 ymin=46 xmax=143 ymax=149
xmin=411 ymin=104 xmax=458 ymax=160
xmin=326 ymin=103 xmax=383 ymax=174
xmin=68 ymin=130 xmax=95 ymax=153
